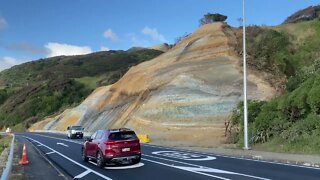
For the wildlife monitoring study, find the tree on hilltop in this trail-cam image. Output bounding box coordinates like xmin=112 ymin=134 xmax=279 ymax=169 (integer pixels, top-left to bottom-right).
xmin=199 ymin=13 xmax=227 ymax=26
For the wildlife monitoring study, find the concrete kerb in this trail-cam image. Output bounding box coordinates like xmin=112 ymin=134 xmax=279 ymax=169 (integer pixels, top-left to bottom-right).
xmin=0 ymin=133 xmax=15 ymax=180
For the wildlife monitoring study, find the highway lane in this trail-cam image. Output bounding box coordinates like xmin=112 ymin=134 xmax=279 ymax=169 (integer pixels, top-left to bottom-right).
xmin=16 ymin=132 xmax=320 ymax=180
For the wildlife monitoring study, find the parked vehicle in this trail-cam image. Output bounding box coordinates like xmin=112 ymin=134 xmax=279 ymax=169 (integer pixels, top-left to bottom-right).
xmin=82 ymin=128 xmax=141 ymax=168
xmin=67 ymin=125 xmax=84 ymax=139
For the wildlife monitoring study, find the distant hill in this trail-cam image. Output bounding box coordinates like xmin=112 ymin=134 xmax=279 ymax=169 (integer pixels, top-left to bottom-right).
xmin=0 ymin=48 xmax=163 ymax=129
xmin=149 ymin=43 xmax=172 ymax=52
xmin=283 ymin=5 xmax=320 ymax=24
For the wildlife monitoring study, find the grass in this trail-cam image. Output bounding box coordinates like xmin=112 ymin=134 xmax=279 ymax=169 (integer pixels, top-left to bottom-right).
xmin=254 ymin=136 xmax=320 ymax=154
xmin=74 ymin=76 xmax=103 ymax=90
xmin=0 ymin=135 xmax=12 ymax=154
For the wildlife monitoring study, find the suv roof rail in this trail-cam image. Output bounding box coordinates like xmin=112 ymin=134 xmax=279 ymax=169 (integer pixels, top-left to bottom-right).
xmin=108 ymin=128 xmax=132 ymax=132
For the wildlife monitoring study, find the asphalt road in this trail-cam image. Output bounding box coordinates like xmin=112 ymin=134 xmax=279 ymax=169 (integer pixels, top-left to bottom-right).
xmin=15 ymin=132 xmax=320 ymax=180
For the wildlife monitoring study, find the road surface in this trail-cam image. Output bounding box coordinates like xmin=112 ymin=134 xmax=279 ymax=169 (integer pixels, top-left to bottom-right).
xmin=15 ymin=132 xmax=320 ymax=180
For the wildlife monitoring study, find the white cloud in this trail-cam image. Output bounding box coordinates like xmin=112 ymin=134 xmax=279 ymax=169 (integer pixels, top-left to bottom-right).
xmin=45 ymin=42 xmax=92 ymax=57
xmin=0 ymin=17 xmax=7 ymax=30
xmin=100 ymin=46 xmax=110 ymax=51
xmin=103 ymin=29 xmax=119 ymax=42
xmin=127 ymin=33 xmax=151 ymax=47
xmin=142 ymin=26 xmax=167 ymax=42
xmin=0 ymin=56 xmax=19 ymax=71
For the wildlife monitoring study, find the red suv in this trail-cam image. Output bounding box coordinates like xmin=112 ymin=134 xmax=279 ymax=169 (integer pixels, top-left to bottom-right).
xmin=82 ymin=128 xmax=141 ymax=168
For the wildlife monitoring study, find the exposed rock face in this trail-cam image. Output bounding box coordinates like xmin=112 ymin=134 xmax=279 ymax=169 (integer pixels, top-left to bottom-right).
xmin=283 ymin=5 xmax=320 ymax=24
xmin=30 ymin=23 xmax=276 ymax=147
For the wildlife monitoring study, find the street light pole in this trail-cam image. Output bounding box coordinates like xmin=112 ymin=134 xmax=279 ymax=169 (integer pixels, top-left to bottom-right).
xmin=242 ymin=0 xmax=249 ymax=150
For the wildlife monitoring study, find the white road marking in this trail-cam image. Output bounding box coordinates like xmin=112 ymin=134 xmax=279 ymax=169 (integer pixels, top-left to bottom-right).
xmin=21 ymin=136 xmax=112 ymax=180
xmin=34 ymin=133 xmax=83 ymax=145
xmin=73 ymin=169 xmax=91 ymax=179
xmin=142 ymin=144 xmax=320 ymax=170
xmin=152 ymin=150 xmax=216 ymax=161
xmin=45 ymin=151 xmax=55 ymax=155
xmin=142 ymin=158 xmax=231 ymax=180
xmin=57 ymin=142 xmax=69 ymax=147
xmin=37 ymin=144 xmax=43 ymax=147
xmin=144 ymin=154 xmax=270 ymax=180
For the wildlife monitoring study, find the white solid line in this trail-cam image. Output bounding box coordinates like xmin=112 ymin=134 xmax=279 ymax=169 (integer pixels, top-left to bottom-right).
xmin=142 ymin=144 xmax=320 ymax=170
xmin=21 ymin=136 xmax=112 ymax=180
xmin=45 ymin=152 xmax=55 ymax=155
xmin=144 ymin=154 xmax=270 ymax=180
xmin=142 ymin=158 xmax=231 ymax=180
xmin=73 ymin=169 xmax=91 ymax=179
xmin=88 ymin=161 xmax=97 ymax=166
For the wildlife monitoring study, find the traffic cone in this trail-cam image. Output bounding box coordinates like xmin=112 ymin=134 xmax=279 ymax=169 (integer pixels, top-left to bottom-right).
xmin=19 ymin=143 xmax=29 ymax=165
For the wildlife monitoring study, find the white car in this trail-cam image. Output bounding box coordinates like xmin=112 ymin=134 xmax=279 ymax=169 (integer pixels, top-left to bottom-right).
xmin=67 ymin=125 xmax=84 ymax=139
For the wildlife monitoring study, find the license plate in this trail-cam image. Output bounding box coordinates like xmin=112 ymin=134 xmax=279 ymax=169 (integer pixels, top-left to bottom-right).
xmin=122 ymin=148 xmax=130 ymax=152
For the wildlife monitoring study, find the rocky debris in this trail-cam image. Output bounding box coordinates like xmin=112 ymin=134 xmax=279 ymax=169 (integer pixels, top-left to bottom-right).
xmin=283 ymin=5 xmax=320 ymax=24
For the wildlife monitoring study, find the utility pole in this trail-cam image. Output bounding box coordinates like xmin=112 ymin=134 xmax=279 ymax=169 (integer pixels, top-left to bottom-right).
xmin=242 ymin=0 xmax=249 ymax=150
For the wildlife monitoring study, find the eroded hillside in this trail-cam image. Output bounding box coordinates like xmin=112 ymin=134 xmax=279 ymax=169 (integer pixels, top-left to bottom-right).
xmin=31 ymin=23 xmax=276 ymax=147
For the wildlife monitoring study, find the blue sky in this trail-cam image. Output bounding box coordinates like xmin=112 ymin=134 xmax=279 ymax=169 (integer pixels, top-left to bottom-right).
xmin=0 ymin=0 xmax=319 ymax=71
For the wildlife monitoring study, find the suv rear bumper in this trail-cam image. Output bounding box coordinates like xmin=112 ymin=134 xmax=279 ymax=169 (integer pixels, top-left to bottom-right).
xmin=105 ymin=154 xmax=141 ymax=164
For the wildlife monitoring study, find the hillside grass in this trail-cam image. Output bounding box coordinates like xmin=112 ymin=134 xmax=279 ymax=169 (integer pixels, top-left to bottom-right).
xmin=74 ymin=76 xmax=103 ymax=90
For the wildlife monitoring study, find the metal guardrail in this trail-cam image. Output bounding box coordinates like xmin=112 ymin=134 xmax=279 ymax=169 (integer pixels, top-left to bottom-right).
xmin=1 ymin=134 xmax=15 ymax=180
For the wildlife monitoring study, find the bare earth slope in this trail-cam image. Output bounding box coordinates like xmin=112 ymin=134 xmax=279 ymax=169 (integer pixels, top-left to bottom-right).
xmin=30 ymin=23 xmax=275 ymax=147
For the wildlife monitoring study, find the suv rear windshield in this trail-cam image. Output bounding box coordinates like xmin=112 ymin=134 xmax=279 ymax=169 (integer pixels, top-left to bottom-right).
xmin=71 ymin=126 xmax=83 ymax=130
xmin=109 ymin=132 xmax=137 ymax=140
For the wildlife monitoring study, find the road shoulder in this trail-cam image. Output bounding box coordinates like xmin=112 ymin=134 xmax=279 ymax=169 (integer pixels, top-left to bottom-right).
xmin=10 ymin=136 xmax=71 ymax=180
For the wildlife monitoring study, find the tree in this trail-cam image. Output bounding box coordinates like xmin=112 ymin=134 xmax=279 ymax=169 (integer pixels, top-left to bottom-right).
xmin=199 ymin=13 xmax=228 ymax=26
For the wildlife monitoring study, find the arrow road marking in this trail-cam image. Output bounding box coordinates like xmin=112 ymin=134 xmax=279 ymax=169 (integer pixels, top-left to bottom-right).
xmin=152 ymin=150 xmax=216 ymax=161
xmin=144 ymin=154 xmax=271 ymax=180
xmin=57 ymin=142 xmax=69 ymax=147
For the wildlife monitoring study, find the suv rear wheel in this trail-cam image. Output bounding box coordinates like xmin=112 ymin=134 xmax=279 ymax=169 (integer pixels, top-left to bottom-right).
xmin=81 ymin=148 xmax=88 ymax=162
xmin=96 ymin=151 xmax=105 ymax=168
xmin=132 ymin=155 xmax=141 ymax=164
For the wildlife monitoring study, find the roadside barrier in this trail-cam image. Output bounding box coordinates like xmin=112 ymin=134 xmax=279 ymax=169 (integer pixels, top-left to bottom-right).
xmin=19 ymin=144 xmax=29 ymax=165
xmin=137 ymin=134 xmax=150 ymax=143
xmin=0 ymin=134 xmax=15 ymax=180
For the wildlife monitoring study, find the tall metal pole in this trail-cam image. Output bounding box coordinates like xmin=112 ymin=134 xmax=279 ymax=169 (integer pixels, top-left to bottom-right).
xmin=242 ymin=0 xmax=249 ymax=150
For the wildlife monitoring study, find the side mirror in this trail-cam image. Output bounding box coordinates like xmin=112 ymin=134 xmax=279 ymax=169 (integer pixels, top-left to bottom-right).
xmin=82 ymin=128 xmax=84 ymax=131
xmin=85 ymin=137 xmax=92 ymax=142
xmin=67 ymin=127 xmax=70 ymax=130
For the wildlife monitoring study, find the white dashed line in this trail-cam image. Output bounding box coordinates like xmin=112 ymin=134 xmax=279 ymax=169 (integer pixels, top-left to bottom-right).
xmin=45 ymin=151 xmax=55 ymax=155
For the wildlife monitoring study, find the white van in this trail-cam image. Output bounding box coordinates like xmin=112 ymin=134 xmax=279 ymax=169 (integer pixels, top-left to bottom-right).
xmin=67 ymin=125 xmax=84 ymax=139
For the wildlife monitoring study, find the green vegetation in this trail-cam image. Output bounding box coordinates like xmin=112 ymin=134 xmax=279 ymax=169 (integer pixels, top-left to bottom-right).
xmin=234 ymin=19 xmax=320 ymax=90
xmin=0 ymin=135 xmax=12 ymax=154
xmin=230 ymin=19 xmax=320 ymax=154
xmin=0 ymin=49 xmax=162 ymax=129
xmin=199 ymin=13 xmax=227 ymax=26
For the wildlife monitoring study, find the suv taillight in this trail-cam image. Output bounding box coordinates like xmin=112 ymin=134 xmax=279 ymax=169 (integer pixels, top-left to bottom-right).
xmin=104 ymin=141 xmax=115 ymax=149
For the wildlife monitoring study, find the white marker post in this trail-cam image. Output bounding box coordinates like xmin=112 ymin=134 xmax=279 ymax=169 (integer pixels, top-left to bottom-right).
xmin=242 ymin=0 xmax=249 ymax=150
